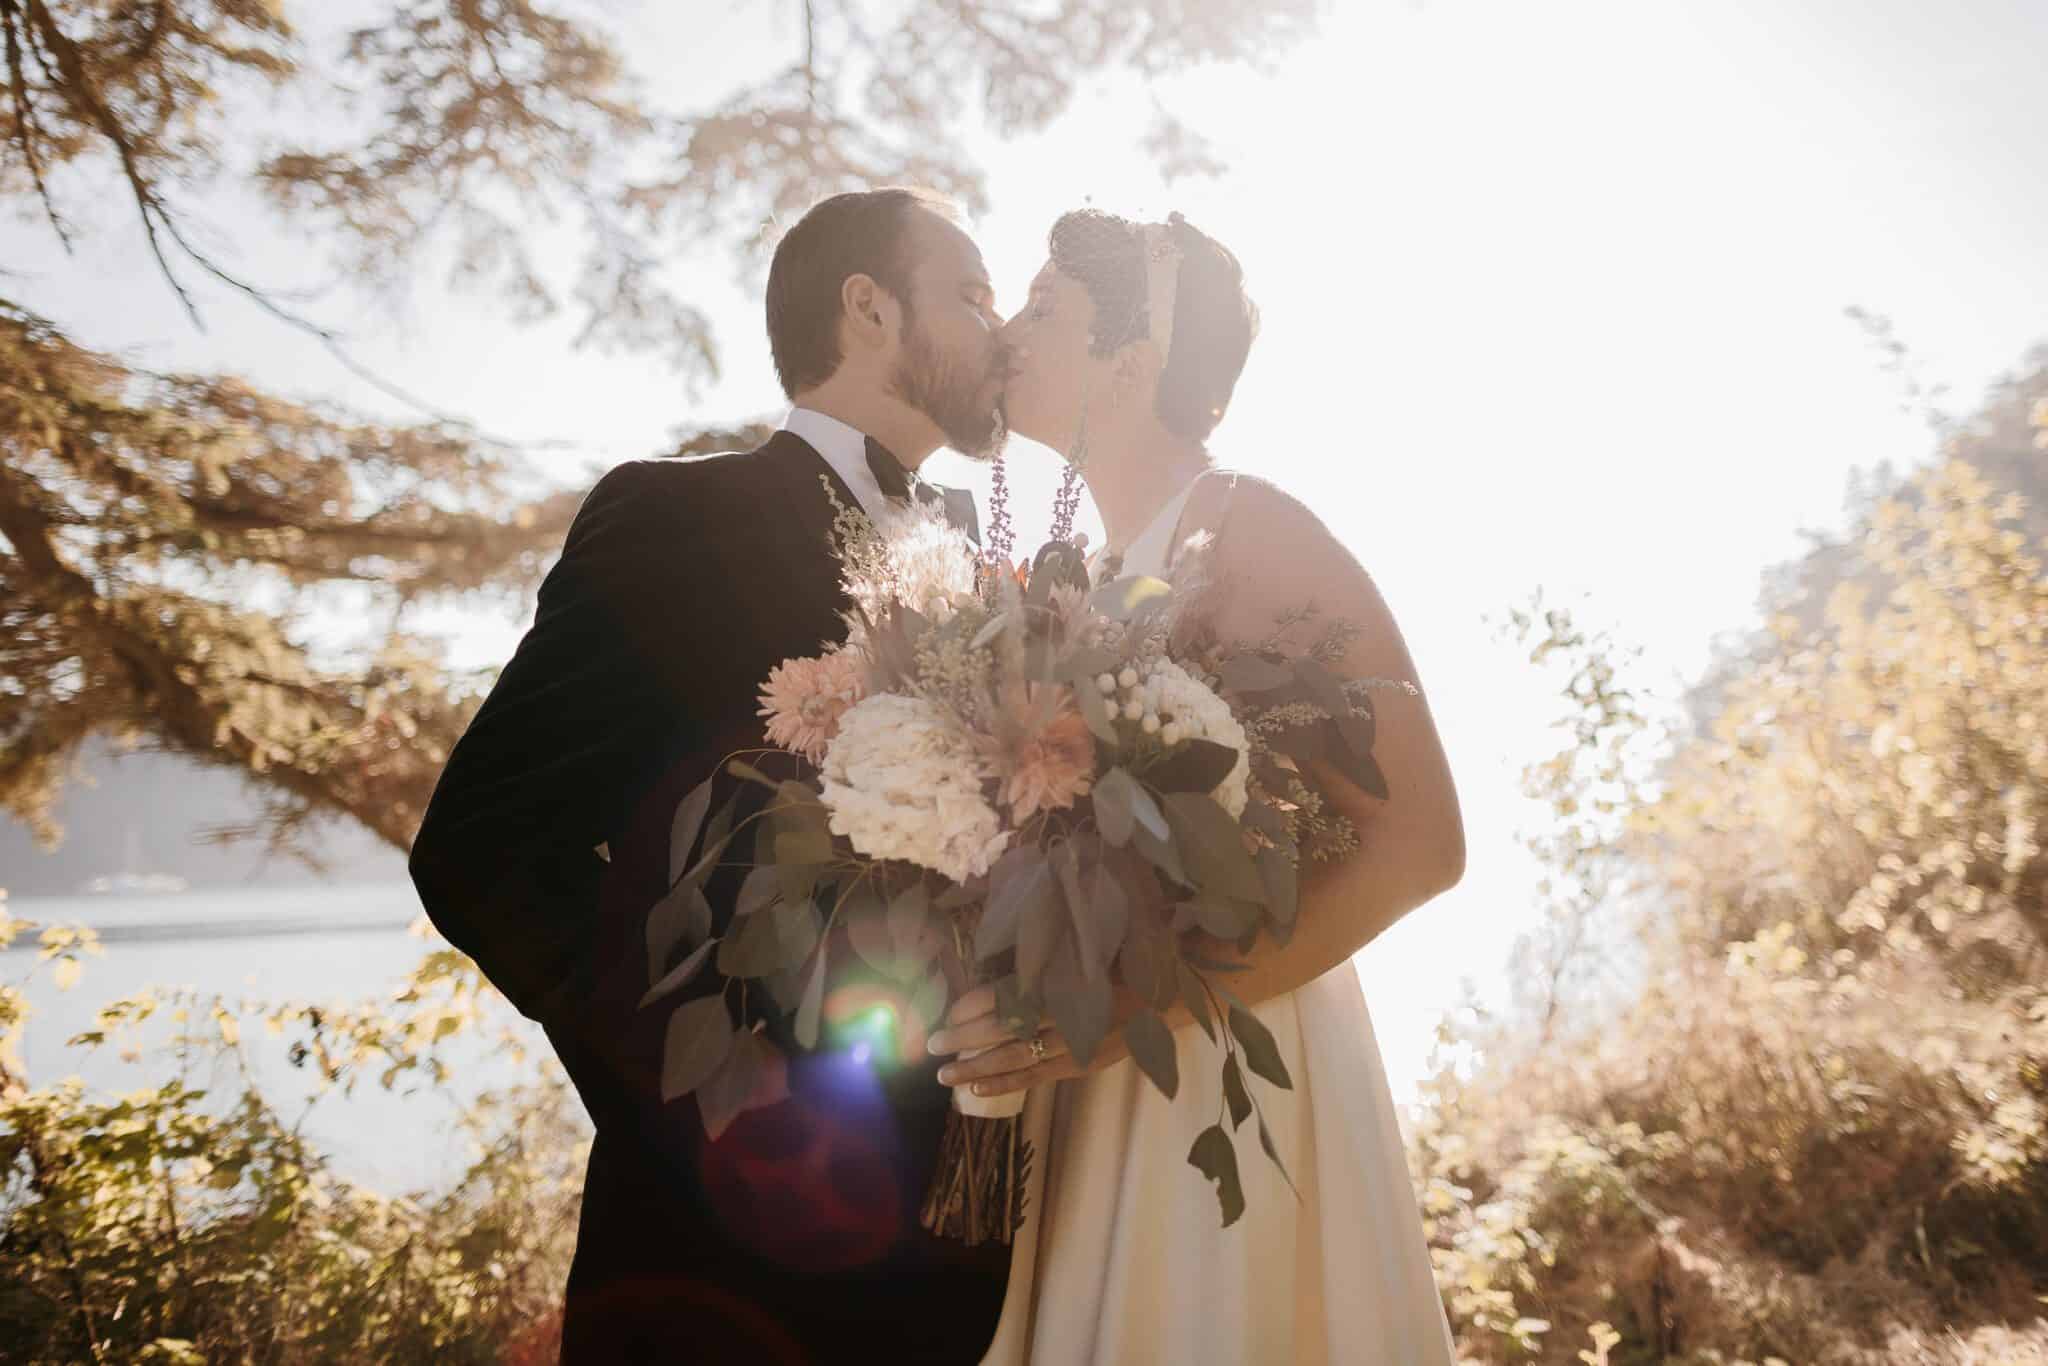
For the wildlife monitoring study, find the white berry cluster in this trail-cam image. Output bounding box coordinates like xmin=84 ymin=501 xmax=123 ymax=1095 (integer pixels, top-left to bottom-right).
xmin=1096 ymin=657 xmax=1251 ymax=817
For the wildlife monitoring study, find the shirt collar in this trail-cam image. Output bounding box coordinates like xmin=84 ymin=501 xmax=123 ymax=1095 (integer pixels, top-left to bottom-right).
xmin=781 ymin=407 xmax=888 ymax=521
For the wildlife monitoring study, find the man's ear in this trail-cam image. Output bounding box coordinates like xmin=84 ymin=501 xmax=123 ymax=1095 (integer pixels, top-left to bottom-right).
xmin=840 ymin=273 xmax=898 ymax=353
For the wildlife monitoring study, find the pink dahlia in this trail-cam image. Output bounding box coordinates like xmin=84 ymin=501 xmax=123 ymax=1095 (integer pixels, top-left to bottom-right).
xmin=997 ymin=683 xmax=1097 ymax=822
xmin=759 ymin=650 xmax=869 ymax=763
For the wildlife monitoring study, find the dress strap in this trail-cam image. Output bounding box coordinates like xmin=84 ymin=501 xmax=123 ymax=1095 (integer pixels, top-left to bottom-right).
xmin=1156 ymin=469 xmax=1239 ymax=576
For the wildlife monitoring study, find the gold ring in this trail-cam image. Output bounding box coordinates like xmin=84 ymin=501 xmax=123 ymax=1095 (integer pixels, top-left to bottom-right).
xmin=1029 ymin=1035 xmax=1048 ymax=1063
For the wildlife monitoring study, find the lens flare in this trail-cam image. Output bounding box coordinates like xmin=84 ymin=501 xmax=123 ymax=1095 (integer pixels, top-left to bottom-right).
xmin=822 ymin=984 xmax=926 ymax=1066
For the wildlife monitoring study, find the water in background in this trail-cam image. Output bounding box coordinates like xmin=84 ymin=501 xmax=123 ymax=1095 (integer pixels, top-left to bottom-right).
xmin=4 ymin=881 xmax=572 ymax=1196
xmin=6 ymin=880 xmax=1454 ymax=1197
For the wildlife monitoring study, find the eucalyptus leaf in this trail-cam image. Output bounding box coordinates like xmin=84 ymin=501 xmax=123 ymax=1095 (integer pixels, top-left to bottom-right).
xmin=678 ymin=827 xmax=741 ymax=893
xmin=1217 ymin=654 xmax=1293 ymax=692
xmin=1256 ymin=846 xmax=1299 ymax=927
xmin=1192 ymin=896 xmax=1259 ymax=940
xmin=638 ymin=938 xmax=717 ymax=1010
xmin=762 ymin=963 xmax=807 ymax=1012
xmin=660 ymin=995 xmax=735 ymax=1102
xmin=1073 ymin=854 xmax=1130 ymax=980
xmin=1293 ymin=656 xmax=1354 ymax=719
xmin=1178 ymin=961 xmax=1216 ymax=1043
xmin=1143 ymin=738 xmax=1241 ymax=796
xmin=845 ymin=895 xmax=897 ymax=975
xmin=1228 ymin=1003 xmax=1295 ymax=1091
xmin=795 ymin=947 xmax=828 ymax=1049
xmin=1048 ymin=840 xmax=1098 ymax=982
xmin=1161 ymin=793 xmax=1266 ymax=903
xmin=1187 ymin=1123 xmax=1246 ymax=1227
xmin=1222 ymin=1053 xmax=1253 ymax=1130
xmin=1071 ymin=668 xmax=1119 ymax=743
xmin=716 ymin=904 xmax=785 ymax=978
xmin=1336 ymin=705 xmax=1375 ymax=759
xmin=908 ymin=971 xmax=949 ymax=1032
xmin=668 ymin=777 xmax=714 ymax=887
xmin=1091 ymin=767 xmax=1143 ymax=846
xmin=1334 ymin=746 xmax=1391 ymax=801
xmin=888 ymin=882 xmax=931 ymax=950
xmin=978 ymin=846 xmax=1053 ymax=961
xmin=775 ymin=899 xmax=821 ymax=973
xmin=1091 ymin=574 xmax=1173 ymax=623
xmin=1015 ymin=867 xmax=1064 ymax=994
xmin=726 ymin=759 xmax=778 ymax=789
xmin=1132 ymin=820 xmax=1188 ymax=888
xmin=696 ymin=1027 xmax=790 ymax=1141
xmin=1240 ymin=799 xmax=1292 ymax=844
xmin=735 ymin=866 xmax=781 ymax=919
xmin=1116 ymin=922 xmax=1171 ymax=1012
xmin=702 ymin=790 xmax=740 ymax=863
xmin=1123 ymin=777 xmax=1169 ymax=842
xmin=774 ymin=829 xmax=834 ymax=867
xmin=1044 ymin=940 xmax=1114 ymax=1067
xmin=1123 ymin=1010 xmax=1179 ymax=1101
xmin=1257 ymin=1112 xmax=1303 ymax=1200
xmin=644 ymin=881 xmax=714 ymax=987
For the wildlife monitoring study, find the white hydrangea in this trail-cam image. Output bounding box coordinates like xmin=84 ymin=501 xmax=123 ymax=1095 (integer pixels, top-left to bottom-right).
xmin=819 ymin=693 xmax=1011 ymax=883
xmin=1144 ymin=658 xmax=1252 ymax=818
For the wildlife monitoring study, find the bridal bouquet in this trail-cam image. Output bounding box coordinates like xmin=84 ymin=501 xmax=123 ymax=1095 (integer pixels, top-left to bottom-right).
xmin=639 ymin=477 xmax=1408 ymax=1241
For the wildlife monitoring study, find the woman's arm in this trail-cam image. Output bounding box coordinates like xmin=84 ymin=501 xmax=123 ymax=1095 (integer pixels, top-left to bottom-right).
xmin=931 ymin=474 xmax=1465 ymax=1092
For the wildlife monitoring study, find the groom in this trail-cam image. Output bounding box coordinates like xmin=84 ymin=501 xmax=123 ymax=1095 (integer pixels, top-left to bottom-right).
xmin=409 ymin=187 xmax=1012 ymax=1363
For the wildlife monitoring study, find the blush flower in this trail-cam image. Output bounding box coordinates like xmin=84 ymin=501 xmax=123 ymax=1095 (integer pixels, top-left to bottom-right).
xmin=995 ymin=683 xmax=1097 ymax=823
xmin=758 ymin=650 xmax=869 ymax=763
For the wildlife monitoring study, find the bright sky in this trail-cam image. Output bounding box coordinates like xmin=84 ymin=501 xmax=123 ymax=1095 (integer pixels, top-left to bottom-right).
xmin=7 ymin=0 xmax=2047 ymax=1102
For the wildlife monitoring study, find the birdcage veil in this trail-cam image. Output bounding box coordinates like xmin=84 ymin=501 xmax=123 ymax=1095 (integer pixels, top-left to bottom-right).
xmin=1045 ymin=208 xmax=1188 ymax=362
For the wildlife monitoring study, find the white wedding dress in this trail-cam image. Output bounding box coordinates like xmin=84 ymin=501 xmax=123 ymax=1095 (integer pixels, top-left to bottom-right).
xmin=980 ymin=477 xmax=1457 ymax=1366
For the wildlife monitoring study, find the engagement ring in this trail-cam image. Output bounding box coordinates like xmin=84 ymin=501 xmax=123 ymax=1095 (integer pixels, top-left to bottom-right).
xmin=1029 ymin=1036 xmax=1049 ymax=1063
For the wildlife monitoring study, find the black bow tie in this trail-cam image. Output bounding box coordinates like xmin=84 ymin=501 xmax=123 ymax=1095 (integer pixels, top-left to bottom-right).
xmin=864 ymin=436 xmax=937 ymax=507
xmin=862 ymin=435 xmax=981 ymax=546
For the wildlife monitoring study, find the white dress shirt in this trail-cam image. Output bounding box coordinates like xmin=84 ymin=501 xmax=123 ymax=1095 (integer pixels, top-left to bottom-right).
xmin=781 ymin=407 xmax=889 ymax=521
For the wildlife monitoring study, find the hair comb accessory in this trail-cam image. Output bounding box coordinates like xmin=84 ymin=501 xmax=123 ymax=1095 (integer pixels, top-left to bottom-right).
xmin=1138 ymin=218 xmax=1186 ymax=362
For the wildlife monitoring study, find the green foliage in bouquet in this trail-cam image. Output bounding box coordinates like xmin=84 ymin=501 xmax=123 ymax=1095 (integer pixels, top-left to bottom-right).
xmin=642 ymin=490 xmax=1415 ymax=1226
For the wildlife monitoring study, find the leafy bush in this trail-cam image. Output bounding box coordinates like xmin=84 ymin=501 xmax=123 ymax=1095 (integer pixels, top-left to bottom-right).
xmin=0 ymin=903 xmax=585 ymax=1365
xmin=1419 ymin=371 xmax=2048 ymax=1363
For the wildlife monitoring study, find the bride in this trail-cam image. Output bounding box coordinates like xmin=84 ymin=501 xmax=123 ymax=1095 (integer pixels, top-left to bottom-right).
xmin=927 ymin=209 xmax=1465 ymax=1363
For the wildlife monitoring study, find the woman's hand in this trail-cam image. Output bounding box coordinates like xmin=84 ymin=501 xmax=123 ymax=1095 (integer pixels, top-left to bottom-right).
xmin=926 ymin=984 xmax=1135 ymax=1098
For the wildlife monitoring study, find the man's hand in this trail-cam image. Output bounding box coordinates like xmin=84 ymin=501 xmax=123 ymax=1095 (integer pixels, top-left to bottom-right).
xmin=925 ymin=984 xmax=1137 ymax=1098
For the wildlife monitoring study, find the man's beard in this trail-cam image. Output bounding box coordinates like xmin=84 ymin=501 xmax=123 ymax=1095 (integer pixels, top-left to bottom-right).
xmin=890 ymin=320 xmax=1007 ymax=460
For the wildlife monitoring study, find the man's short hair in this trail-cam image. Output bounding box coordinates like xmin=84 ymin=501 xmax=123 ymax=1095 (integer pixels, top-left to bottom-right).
xmin=765 ymin=187 xmax=958 ymax=398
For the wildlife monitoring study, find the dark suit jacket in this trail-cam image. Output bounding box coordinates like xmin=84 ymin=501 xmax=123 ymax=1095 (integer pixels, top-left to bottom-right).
xmin=409 ymin=433 xmax=1010 ymax=1364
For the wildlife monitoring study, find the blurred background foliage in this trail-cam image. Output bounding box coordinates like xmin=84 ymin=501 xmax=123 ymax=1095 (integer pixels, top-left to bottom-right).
xmin=3 ymin=1 xmax=2047 ymax=1361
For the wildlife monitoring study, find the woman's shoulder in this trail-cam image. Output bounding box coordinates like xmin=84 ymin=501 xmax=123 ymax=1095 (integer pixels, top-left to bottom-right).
xmin=1179 ymin=467 xmax=1343 ymax=566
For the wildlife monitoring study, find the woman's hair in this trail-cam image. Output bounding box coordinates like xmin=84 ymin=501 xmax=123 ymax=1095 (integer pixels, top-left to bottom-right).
xmin=1046 ymin=208 xmax=1259 ymax=443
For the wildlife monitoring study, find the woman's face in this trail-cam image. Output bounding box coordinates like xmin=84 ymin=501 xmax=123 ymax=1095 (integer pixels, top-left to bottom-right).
xmin=998 ymin=261 xmax=1110 ymax=456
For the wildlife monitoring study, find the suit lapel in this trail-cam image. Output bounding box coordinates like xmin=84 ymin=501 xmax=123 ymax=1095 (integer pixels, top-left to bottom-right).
xmin=762 ymin=428 xmax=858 ymax=559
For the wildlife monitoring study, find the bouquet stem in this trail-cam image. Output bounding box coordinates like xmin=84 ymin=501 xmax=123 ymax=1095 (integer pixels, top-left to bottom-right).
xmin=919 ymin=1096 xmax=1031 ymax=1246
xmin=919 ymin=910 xmax=1032 ymax=1246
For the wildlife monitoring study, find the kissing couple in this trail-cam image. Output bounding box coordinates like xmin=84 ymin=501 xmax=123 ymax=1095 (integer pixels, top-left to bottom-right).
xmin=411 ymin=188 xmax=1465 ymax=1365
